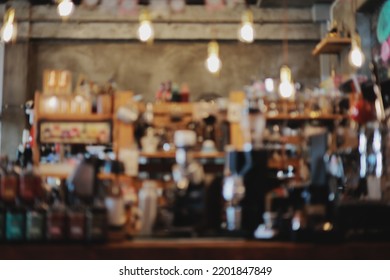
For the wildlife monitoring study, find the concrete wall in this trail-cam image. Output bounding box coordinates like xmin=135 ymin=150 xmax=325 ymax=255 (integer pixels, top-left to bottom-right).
xmin=1 ymin=43 xmax=29 ymax=159
xmin=29 ymin=41 xmax=320 ymax=102
xmin=0 ymin=4 xmax=322 ymax=158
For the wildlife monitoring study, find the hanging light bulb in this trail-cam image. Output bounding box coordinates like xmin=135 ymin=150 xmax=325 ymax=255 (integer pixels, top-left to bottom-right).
xmin=57 ymin=0 xmax=75 ymax=19
xmin=238 ymin=9 xmax=255 ymax=43
xmin=349 ymin=34 xmax=365 ymax=68
xmin=205 ymin=40 xmax=222 ymax=74
xmin=137 ymin=10 xmax=154 ymax=43
xmin=278 ymin=65 xmax=295 ymax=99
xmin=1 ymin=8 xmax=17 ymax=43
xmin=265 ymin=78 xmax=274 ymax=93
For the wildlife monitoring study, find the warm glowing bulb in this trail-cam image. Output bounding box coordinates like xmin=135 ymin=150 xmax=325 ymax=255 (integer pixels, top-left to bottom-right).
xmin=138 ymin=21 xmax=154 ymax=42
xmin=206 ymin=54 xmax=222 ymax=74
xmin=265 ymin=78 xmax=274 ymax=93
xmin=2 ymin=23 xmax=14 ymax=43
xmin=239 ymin=23 xmax=254 ymax=43
xmin=279 ymin=81 xmax=295 ymax=99
xmin=57 ymin=0 xmax=75 ymax=18
xmin=349 ymin=45 xmax=365 ymax=68
xmin=280 ymin=65 xmax=292 ymax=82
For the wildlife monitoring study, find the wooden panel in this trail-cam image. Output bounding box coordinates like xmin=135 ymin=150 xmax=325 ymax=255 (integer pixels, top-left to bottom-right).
xmin=30 ymin=22 xmax=320 ymax=41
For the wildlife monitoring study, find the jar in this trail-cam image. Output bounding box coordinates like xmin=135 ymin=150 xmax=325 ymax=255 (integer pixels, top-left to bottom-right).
xmin=138 ymin=180 xmax=158 ymax=236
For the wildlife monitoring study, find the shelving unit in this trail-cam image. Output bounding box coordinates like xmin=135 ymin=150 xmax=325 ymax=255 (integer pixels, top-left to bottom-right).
xmin=312 ymin=37 xmax=351 ymax=56
xmin=33 ymin=91 xmax=136 ymax=177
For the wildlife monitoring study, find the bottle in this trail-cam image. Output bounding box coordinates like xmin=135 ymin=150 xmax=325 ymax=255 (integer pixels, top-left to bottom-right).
xmin=1 ymin=162 xmax=19 ymax=204
xmin=171 ymin=83 xmax=181 ymax=103
xmin=67 ymin=201 xmax=86 ymax=242
xmin=3 ymin=162 xmax=25 ymax=242
xmin=155 ymin=83 xmax=165 ymax=102
xmin=164 ymin=81 xmax=172 ymax=102
xmin=25 ymin=201 xmax=47 ymax=242
xmin=46 ymin=189 xmax=66 ymax=241
xmin=105 ymin=179 xmax=126 ymax=229
xmin=5 ymin=203 xmax=25 ymax=241
xmin=0 ymin=203 xmax=4 ymax=241
xmin=86 ymin=199 xmax=108 ymax=242
xmin=19 ymin=164 xmax=40 ymax=204
xmin=180 ymin=83 xmax=190 ymax=102
xmin=20 ymin=165 xmax=47 ymax=242
xmin=138 ymin=180 xmax=158 ymax=236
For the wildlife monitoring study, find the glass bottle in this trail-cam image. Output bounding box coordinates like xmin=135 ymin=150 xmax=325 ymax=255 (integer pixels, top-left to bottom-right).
xmin=67 ymin=201 xmax=86 ymax=241
xmin=5 ymin=203 xmax=25 ymax=242
xmin=3 ymin=162 xmax=24 ymax=242
xmin=0 ymin=203 xmax=4 ymax=241
xmin=1 ymin=163 xmax=19 ymax=204
xmin=46 ymin=189 xmax=66 ymax=241
xmin=25 ymin=200 xmax=47 ymax=242
xmin=86 ymin=199 xmax=108 ymax=242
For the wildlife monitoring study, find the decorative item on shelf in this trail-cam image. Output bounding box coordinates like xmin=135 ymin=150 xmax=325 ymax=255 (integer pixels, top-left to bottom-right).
xmin=180 ymin=83 xmax=190 ymax=102
xmin=82 ymin=0 xmax=100 ymax=9
xmin=238 ymin=9 xmax=255 ymax=43
xmin=205 ymin=0 xmax=225 ymax=11
xmin=40 ymin=95 xmax=60 ymax=115
xmin=56 ymin=0 xmax=75 ymax=19
xmin=118 ymin=0 xmax=139 ymax=16
xmin=205 ymin=40 xmax=222 ymax=75
xmin=150 ymin=0 xmax=169 ymax=17
xmin=170 ymin=0 xmax=186 ymax=13
xmin=71 ymin=95 xmax=92 ymax=114
xmin=116 ymin=100 xmax=139 ymax=124
xmin=141 ymin=127 xmax=159 ymax=153
xmin=327 ymin=20 xmax=340 ymax=38
xmin=99 ymin=0 xmax=119 ymax=14
xmin=137 ymin=9 xmax=154 ymax=43
xmin=43 ymin=70 xmax=72 ymax=95
xmin=1 ymin=7 xmax=17 ymax=43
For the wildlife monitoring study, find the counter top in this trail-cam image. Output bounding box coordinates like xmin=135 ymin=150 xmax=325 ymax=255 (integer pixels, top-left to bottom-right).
xmin=1 ymin=239 xmax=390 ymax=260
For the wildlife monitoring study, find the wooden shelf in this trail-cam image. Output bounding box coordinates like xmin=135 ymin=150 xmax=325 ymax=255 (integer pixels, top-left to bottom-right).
xmin=312 ymin=37 xmax=351 ymax=56
xmin=266 ymin=113 xmax=346 ymax=121
xmin=38 ymin=113 xmax=112 ymax=122
xmin=139 ymin=151 xmax=225 ymax=159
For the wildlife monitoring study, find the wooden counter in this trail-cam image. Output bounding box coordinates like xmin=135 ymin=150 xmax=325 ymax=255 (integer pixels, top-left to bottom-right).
xmin=1 ymin=239 xmax=390 ymax=260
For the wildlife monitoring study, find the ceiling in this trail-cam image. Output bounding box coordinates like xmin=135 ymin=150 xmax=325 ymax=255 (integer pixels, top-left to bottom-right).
xmin=4 ymin=0 xmax=335 ymax=8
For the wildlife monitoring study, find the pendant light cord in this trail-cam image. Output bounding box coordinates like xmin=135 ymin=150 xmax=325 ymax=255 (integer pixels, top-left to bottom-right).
xmin=282 ymin=0 xmax=289 ymax=65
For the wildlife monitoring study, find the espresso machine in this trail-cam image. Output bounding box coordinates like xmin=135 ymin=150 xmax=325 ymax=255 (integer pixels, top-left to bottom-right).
xmin=170 ymin=130 xmax=207 ymax=234
xmin=222 ymin=92 xmax=273 ymax=237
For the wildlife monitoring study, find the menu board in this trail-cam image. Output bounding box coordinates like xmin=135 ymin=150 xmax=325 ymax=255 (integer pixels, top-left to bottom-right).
xmin=39 ymin=121 xmax=111 ymax=144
